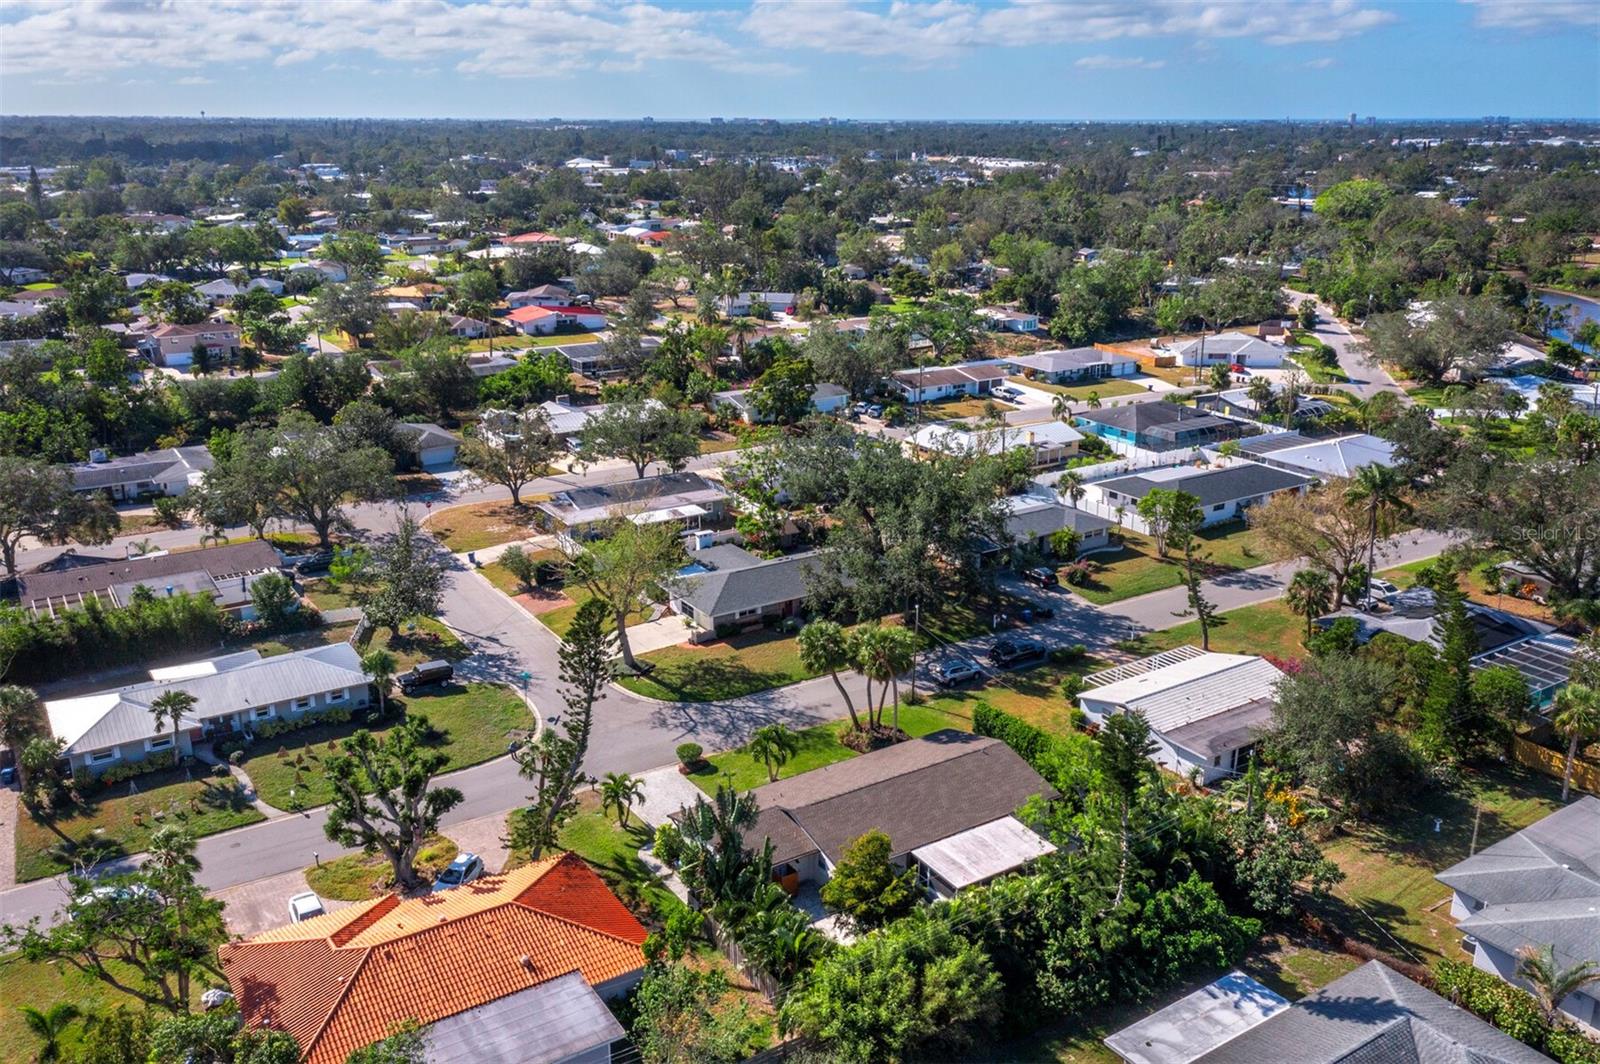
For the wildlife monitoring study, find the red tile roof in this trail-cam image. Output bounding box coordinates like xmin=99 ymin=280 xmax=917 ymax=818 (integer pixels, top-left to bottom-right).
xmin=219 ymin=853 xmax=646 ymax=1064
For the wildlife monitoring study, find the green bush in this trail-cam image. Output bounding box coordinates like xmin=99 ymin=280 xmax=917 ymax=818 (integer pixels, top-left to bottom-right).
xmin=1434 ymin=959 xmax=1600 ymax=1064
xmin=652 ymin=822 xmax=684 ymax=869
xmin=91 ymin=750 xmax=178 ymax=789
xmin=251 ymin=705 xmax=352 ymax=740
xmin=0 ymin=592 xmax=230 ymax=684
xmin=675 ymin=742 xmax=703 ymax=767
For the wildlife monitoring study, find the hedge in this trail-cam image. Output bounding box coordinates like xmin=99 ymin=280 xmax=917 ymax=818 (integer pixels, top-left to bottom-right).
xmin=1434 ymin=959 xmax=1600 ymax=1064
xmin=72 ymin=750 xmax=178 ymax=793
xmin=972 ymin=701 xmax=1097 ymax=794
xmin=0 ymin=591 xmax=230 ymax=684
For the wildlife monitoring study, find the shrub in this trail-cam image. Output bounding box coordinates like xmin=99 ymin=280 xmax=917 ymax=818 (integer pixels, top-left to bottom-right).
xmin=0 ymin=591 xmax=230 ymax=684
xmin=251 ymin=705 xmax=352 ymax=740
xmin=1434 ymin=959 xmax=1600 ymax=1063
xmin=500 ymin=545 xmax=538 ymax=592
xmin=1061 ymin=675 xmax=1086 ymax=701
xmin=152 ymin=495 xmax=188 ymax=528
xmin=675 ymin=742 xmax=703 ymax=767
xmin=1061 ymin=560 xmax=1095 ymax=586
xmin=92 ymin=750 xmax=177 ymax=789
xmin=652 ymin=822 xmax=685 ymax=869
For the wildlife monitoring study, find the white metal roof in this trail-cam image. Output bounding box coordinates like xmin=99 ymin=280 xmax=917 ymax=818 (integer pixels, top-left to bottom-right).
xmin=910 ymin=815 xmax=1056 ymax=891
xmin=1082 ymin=653 xmax=1285 ymax=734
xmin=1103 ymin=971 xmax=1289 ymax=1064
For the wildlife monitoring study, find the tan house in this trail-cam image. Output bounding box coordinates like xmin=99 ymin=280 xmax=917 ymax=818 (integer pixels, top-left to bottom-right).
xmin=138 ymin=321 xmax=241 ymax=370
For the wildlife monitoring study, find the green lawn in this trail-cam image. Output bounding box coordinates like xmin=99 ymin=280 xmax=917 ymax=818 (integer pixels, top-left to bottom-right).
xmin=367 ymin=616 xmax=470 ymax=670
xmin=538 ymin=587 xmax=654 ymax=640
xmin=1024 ymin=377 xmax=1150 ymax=401
xmin=1067 ymin=522 xmax=1287 ymax=605
xmin=687 ymin=701 xmax=974 ymax=794
xmin=919 ymin=659 xmax=1108 ymax=736
xmin=237 ymin=683 xmax=530 ymax=810
xmin=556 ymin=799 xmax=680 ymax=920
xmin=0 ymin=952 xmax=210 ymax=1062
xmin=16 ymin=770 xmax=264 ymax=881
xmin=231 ymin=621 xmax=356 ymax=659
xmin=301 ymin=578 xmax=364 ymax=612
xmin=1119 ymin=598 xmax=1308 ymax=662
xmin=1311 ymin=760 xmax=1564 ymax=967
xmin=305 ymin=837 xmax=458 ymax=900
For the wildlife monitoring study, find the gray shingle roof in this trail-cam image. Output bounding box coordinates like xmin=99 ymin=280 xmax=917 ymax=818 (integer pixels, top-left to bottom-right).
xmin=1193 ymin=961 xmax=1551 ymax=1063
xmin=670 ymin=551 xmax=822 ymax=619
xmin=1095 ymin=464 xmax=1312 ymax=508
xmin=1076 ymin=402 xmax=1227 ymax=433
xmin=1005 ymin=347 xmax=1136 ymax=373
xmin=20 ymin=540 xmax=283 ymax=610
xmin=66 ymin=445 xmax=213 ymax=491
xmin=398 ymin=422 xmax=459 ymax=452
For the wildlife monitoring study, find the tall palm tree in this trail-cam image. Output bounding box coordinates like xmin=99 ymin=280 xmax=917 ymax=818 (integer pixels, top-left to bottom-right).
xmin=148 ymin=689 xmax=196 ymax=740
xmin=1514 ymin=943 xmax=1600 ymax=1024
xmin=1051 ymin=393 xmax=1073 ymax=422
xmin=747 ymin=724 xmax=800 ymax=783
xmin=1345 ymin=465 xmax=1411 ymax=607
xmin=0 ymin=685 xmax=43 ymax=788
xmin=1552 ymin=685 xmax=1600 ymax=802
xmin=361 ymin=648 xmax=397 ymax=716
xmin=1061 ymin=471 xmax=1087 ymax=509
xmin=18 ymin=1003 xmax=80 ymax=1062
xmin=1286 ymin=568 xmax=1334 ymax=642
xmin=1085 ymin=390 xmax=1102 ymax=410
xmin=599 ymin=771 xmax=643 ymax=829
xmin=797 ymin=621 xmax=863 ymax=733
xmin=855 ymin=625 xmax=918 ymax=735
xmin=726 ymin=317 xmax=757 ymax=361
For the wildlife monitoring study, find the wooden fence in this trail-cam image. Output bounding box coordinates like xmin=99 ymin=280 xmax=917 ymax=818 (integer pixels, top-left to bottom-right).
xmin=1511 ymin=735 xmax=1600 ymax=796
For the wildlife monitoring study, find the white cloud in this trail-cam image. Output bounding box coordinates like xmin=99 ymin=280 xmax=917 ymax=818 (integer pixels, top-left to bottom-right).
xmin=739 ymin=0 xmax=1399 ymax=60
xmin=1075 ymin=54 xmax=1166 ymax=70
xmin=0 ymin=0 xmax=796 ymax=81
xmin=1305 ymin=56 xmax=1336 ymax=68
xmin=175 ymin=75 xmax=215 ymax=85
xmin=1459 ymin=0 xmax=1600 ymax=31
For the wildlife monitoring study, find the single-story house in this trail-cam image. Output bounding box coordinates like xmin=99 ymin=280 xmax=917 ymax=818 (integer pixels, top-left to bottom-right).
xmin=536 ymin=472 xmax=727 ymax=544
xmin=0 ymin=265 xmax=49 ymax=284
xmin=220 ymin=853 xmax=647 ymax=1064
xmin=978 ymin=306 xmax=1040 ymax=333
xmin=507 ymin=284 xmax=576 ymax=308
xmin=194 ymin=278 xmax=242 ymax=305
xmin=1078 ymin=647 xmax=1285 ymax=784
xmin=889 ymin=362 xmax=1008 ymax=404
xmin=1198 ymin=387 xmax=1334 ymax=422
xmin=1471 ymin=632 xmax=1577 ymax=709
xmin=1175 ymin=961 xmax=1549 ymax=1063
xmin=246 ymin=276 xmax=285 ymax=296
xmin=1003 ymin=347 xmax=1139 ymax=383
xmin=65 ymin=444 xmax=213 ymax=501
xmin=18 ymin=540 xmax=285 ymax=620
xmin=1089 ymin=464 xmax=1312 ymax=532
xmin=378 ymin=283 xmax=447 ymax=309
xmin=442 ymin=314 xmax=492 ymax=339
xmin=719 ymin=291 xmax=795 ymax=317
xmin=1223 ymin=431 xmax=1397 ymax=479
xmin=740 ymin=730 xmax=1058 ymax=899
xmin=506 ymin=304 xmax=608 ymax=336
xmin=714 ymin=383 xmax=850 ymax=424
xmin=1104 ymin=971 xmax=1289 ymax=1064
xmin=138 ymin=321 xmax=242 ymax=369
xmin=1172 ymin=332 xmax=1286 ymax=368
xmin=667 ymin=545 xmax=823 ymax=640
xmin=1074 ymin=402 xmax=1244 ymax=452
xmin=1317 ymin=586 xmax=1551 ymax=655
xmin=974 ymin=495 xmax=1115 ymax=562
xmin=44 ymin=644 xmax=370 ymax=775
xmin=398 ymin=422 xmax=461 ymax=469
xmin=907 ymin=420 xmax=1082 ymax=468
xmin=123 ymin=272 xmax=174 ymax=289
xmin=1437 ymin=797 xmax=1600 ymax=1033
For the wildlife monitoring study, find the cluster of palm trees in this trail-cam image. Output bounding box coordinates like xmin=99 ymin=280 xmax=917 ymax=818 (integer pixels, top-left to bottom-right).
xmin=1285 ymin=464 xmax=1412 ymax=641
xmin=796 ymin=620 xmax=920 ymax=740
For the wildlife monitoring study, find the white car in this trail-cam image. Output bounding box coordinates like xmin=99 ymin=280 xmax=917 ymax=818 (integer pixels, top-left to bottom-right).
xmin=1362 ymin=578 xmax=1400 ymax=606
xmin=288 ymin=891 xmax=325 ymax=923
xmin=433 ymin=853 xmax=485 ymax=893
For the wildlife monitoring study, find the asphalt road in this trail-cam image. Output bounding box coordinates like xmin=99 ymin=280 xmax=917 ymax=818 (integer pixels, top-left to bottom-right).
xmin=1284 ymin=287 xmax=1405 ymax=401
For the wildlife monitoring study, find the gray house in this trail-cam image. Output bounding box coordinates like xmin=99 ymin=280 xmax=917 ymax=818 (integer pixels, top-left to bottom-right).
xmin=398 ymin=422 xmax=461 ymax=469
xmin=43 ymin=644 xmax=371 ymax=775
xmin=66 ymin=445 xmax=214 ymax=502
xmin=667 ymin=545 xmax=822 ymax=641
xmin=1437 ymin=796 xmax=1600 ymax=1033
xmin=1004 ymin=347 xmax=1138 ymax=383
xmin=18 ymin=540 xmax=284 ymax=620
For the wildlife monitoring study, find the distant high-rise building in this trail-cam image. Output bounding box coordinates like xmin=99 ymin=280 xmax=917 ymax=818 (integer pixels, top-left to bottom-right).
xmin=1349 ymin=112 xmax=1357 ymax=128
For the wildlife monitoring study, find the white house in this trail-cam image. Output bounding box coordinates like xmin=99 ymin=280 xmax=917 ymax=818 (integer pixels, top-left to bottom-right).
xmin=506 ymin=284 xmax=575 ymax=309
xmin=1077 ymin=648 xmax=1285 ymax=784
xmin=65 ymin=445 xmax=213 ymax=501
xmin=1004 ymin=347 xmax=1138 ymax=383
xmin=719 ymin=291 xmax=796 ymax=317
xmin=713 ymin=383 xmax=849 ymax=424
xmin=907 ymin=420 xmax=1082 ymax=468
xmin=246 ymin=276 xmax=285 ymax=296
xmin=1088 ymin=464 xmax=1312 ymax=532
xmin=978 ymin=306 xmax=1040 ymax=333
xmin=889 ymin=361 xmax=1008 ymax=404
xmin=397 ymin=422 xmax=461 ymax=469
xmin=1172 ymin=331 xmax=1285 ymax=368
xmin=44 ymin=644 xmax=371 ymax=776
xmin=194 ymin=278 xmax=242 ymax=305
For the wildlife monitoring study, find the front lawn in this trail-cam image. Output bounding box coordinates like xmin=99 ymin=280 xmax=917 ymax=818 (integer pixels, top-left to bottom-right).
xmin=536 ymin=586 xmax=651 ymax=640
xmin=16 ymin=771 xmax=264 ymax=881
xmin=924 ymin=396 xmax=1017 ymax=418
xmin=423 ymin=500 xmax=545 ymax=553
xmin=698 ymin=431 xmax=743 ymax=455
xmin=301 ymin=578 xmax=362 ymax=612
xmin=368 ymin=615 xmax=470 ymax=669
xmin=237 ymin=683 xmax=530 ymax=810
xmin=304 ymin=836 xmax=458 ymax=900
xmin=556 ymin=796 xmax=679 ymax=919
xmin=1118 ymin=599 xmax=1307 ymax=662
xmin=919 ymin=658 xmax=1109 ymax=736
xmin=231 ymin=621 xmax=357 ymax=659
xmin=1310 ymin=760 xmax=1563 ymax=967
xmin=1024 ymin=377 xmax=1149 ymax=401
xmin=688 ymin=702 xmax=974 ymax=794
xmin=1067 ymin=522 xmax=1286 ymax=605
xmin=0 ymin=953 xmax=207 ymax=1061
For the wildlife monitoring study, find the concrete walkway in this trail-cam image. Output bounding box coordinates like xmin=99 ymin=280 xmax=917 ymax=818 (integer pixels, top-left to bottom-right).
xmin=0 ymin=786 xmax=17 ymax=890
xmin=633 ymin=765 xmax=709 ymax=828
xmin=621 ymin=615 xmax=698 ymax=656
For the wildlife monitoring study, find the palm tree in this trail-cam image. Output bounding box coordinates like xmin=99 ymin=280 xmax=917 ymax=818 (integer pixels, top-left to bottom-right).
xmin=1246 ymin=375 xmax=1275 ymax=411
xmin=747 ymin=724 xmax=800 ymax=783
xmin=1552 ymin=685 xmax=1600 ymax=802
xmin=855 ymin=625 xmax=919 ymax=736
xmin=148 ymin=689 xmax=196 ymax=740
xmin=1085 ymin=390 xmax=1102 ymax=410
xmin=0 ymin=685 xmax=43 ymax=788
xmin=797 ymin=621 xmax=863 ymax=733
xmin=361 ymin=648 xmax=397 ymax=716
xmin=1051 ymin=393 xmax=1073 ymax=422
xmin=1345 ymin=464 xmax=1411 ymax=607
xmin=18 ymin=1003 xmax=80 ymax=1062
xmin=1060 ymin=471 xmax=1086 ymax=509
xmin=1514 ymin=943 xmax=1600 ymax=1024
xmin=1286 ymin=568 xmax=1334 ymax=642
xmin=599 ymin=771 xmax=644 ymax=829
xmin=726 ymin=317 xmax=757 ymax=361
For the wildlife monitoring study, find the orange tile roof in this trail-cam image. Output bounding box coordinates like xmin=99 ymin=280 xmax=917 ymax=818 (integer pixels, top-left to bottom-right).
xmin=219 ymin=853 xmax=646 ymax=1064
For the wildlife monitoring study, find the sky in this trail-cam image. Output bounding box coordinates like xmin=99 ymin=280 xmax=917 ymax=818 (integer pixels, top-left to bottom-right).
xmin=1 ymin=0 xmax=1597 ymax=122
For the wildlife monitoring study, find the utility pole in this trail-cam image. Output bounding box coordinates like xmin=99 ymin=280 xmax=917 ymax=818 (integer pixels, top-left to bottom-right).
xmin=909 ymin=600 xmax=921 ymax=702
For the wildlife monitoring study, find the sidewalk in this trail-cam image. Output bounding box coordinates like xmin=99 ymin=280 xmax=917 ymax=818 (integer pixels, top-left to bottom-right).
xmin=633 ymin=765 xmax=708 ymax=828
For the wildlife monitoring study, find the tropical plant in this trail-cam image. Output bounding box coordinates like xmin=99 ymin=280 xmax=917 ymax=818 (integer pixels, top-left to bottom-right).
xmin=747 ymin=723 xmax=800 ymax=783
xmin=1514 ymin=943 xmax=1600 ymax=1025
xmin=854 ymin=624 xmax=918 ymax=735
xmin=148 ymin=689 xmax=195 ymax=739
xmin=1344 ymin=464 xmax=1411 ymax=604
xmin=1552 ymin=684 xmax=1600 ymax=803
xmin=0 ymin=685 xmax=43 ymax=788
xmin=599 ymin=771 xmax=644 ymax=828
xmin=1286 ymin=568 xmax=1334 ymax=641
xmin=17 ymin=1003 xmax=81 ymax=1062
xmin=361 ymin=648 xmax=397 ymax=716
xmin=797 ymin=620 xmax=864 ymax=733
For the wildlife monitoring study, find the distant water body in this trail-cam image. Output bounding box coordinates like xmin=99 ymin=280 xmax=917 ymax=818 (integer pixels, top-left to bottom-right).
xmin=1539 ymin=289 xmax=1599 ymax=352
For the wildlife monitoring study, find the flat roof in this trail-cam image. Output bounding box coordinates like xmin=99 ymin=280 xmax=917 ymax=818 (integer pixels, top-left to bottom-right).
xmin=1104 ymin=971 xmax=1289 ymax=1064
xmin=910 ymin=815 xmax=1056 ymax=891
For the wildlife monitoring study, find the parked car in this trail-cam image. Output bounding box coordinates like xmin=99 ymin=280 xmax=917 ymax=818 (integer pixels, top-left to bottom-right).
xmin=433 ymin=853 xmax=485 ymax=893
xmin=931 ymin=659 xmax=983 ymax=688
xmin=995 ymin=386 xmax=1022 ymax=401
xmin=288 ymin=551 xmax=334 ymax=574
xmin=288 ymin=891 xmax=325 ymax=923
xmin=1363 ymin=578 xmax=1400 ymax=605
xmin=75 ymin=883 xmax=158 ymax=912
xmin=988 ymin=638 xmax=1048 ymax=670
xmin=398 ymin=659 xmax=454 ymax=693
xmin=1022 ymin=566 xmax=1059 ymax=589
xmin=866 ymin=404 xmax=884 ymax=419
xmin=851 ymin=401 xmax=869 ymax=415
xmin=1020 ymin=604 xmax=1055 ymax=622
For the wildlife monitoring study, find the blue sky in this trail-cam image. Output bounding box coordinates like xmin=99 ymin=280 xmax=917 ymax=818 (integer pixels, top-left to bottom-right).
xmin=1 ymin=0 xmax=1596 ymax=120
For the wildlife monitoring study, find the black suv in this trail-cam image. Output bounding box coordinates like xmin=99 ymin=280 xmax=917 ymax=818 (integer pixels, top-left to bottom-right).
xmin=987 ymin=638 xmax=1048 ymax=670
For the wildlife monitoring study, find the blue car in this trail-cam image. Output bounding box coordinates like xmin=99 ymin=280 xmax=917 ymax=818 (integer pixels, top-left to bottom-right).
xmin=867 ymin=404 xmax=884 ymax=419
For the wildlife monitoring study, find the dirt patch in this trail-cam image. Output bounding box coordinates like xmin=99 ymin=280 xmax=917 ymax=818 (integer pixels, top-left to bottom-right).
xmin=512 ymin=589 xmax=574 ymax=615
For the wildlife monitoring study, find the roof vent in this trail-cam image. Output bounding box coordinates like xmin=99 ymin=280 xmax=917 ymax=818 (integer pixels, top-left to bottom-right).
xmin=518 ymin=954 xmax=534 ymax=973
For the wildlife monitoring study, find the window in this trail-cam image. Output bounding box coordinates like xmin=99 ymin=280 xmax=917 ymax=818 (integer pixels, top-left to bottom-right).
xmin=1212 ymin=503 xmax=1225 ymax=512
xmin=147 ymin=736 xmax=174 ymax=752
xmin=89 ymin=749 xmax=118 ymax=765
xmin=251 ymin=706 xmax=274 ymax=721
xmin=1213 ymin=755 xmax=1222 ymax=767
xmin=293 ymin=696 xmax=314 ymax=711
xmin=327 ymin=689 xmax=347 ymax=704
xmin=736 ymin=607 xmax=761 ymax=618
